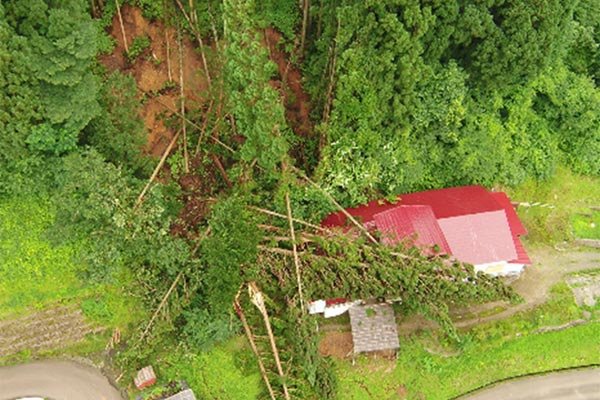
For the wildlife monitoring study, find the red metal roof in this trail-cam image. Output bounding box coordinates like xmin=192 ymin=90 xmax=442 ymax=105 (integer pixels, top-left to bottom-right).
xmin=321 ymin=185 xmax=502 ymax=228
xmin=373 ymin=206 xmax=451 ymax=254
xmin=321 ymin=186 xmax=531 ymax=267
xmin=437 ymin=211 xmax=517 ymax=265
xmin=490 ymin=192 xmax=527 ymax=236
xmin=511 ymin=236 xmax=532 ymax=265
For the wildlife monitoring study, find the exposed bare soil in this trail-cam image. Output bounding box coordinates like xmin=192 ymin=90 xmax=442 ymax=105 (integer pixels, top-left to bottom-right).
xmin=100 ymin=5 xmax=208 ymax=156
xmin=264 ymin=28 xmax=315 ymax=167
xmin=264 ymin=28 xmax=313 ymax=139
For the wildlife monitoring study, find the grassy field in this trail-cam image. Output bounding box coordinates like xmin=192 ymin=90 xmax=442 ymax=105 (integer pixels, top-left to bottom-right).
xmin=335 ymin=284 xmax=599 ymax=400
xmin=506 ymin=168 xmax=600 ymax=244
xmin=132 ymin=337 xmax=261 ymax=400
xmin=0 ymin=197 xmax=85 ymax=317
xmin=0 ymin=196 xmax=143 ymax=358
xmin=572 ymin=211 xmax=600 ymax=240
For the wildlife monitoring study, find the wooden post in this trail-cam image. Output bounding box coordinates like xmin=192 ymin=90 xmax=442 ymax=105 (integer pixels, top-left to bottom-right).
xmin=149 ymin=94 xmax=235 ymax=153
xmin=285 ymin=192 xmax=306 ymax=313
xmin=250 ymin=206 xmax=326 ymax=232
xmin=115 ymin=0 xmax=129 ymax=54
xmin=194 ymin=100 xmax=214 ymax=156
xmin=139 ymin=272 xmax=183 ymax=342
xmin=174 ymin=0 xmax=212 ymax=87
xmin=234 ymin=296 xmax=277 ymax=400
xmin=299 ymin=0 xmax=310 ymax=57
xmin=177 ymin=28 xmax=190 ymax=173
xmin=165 ymin=29 xmax=173 ymax=82
xmin=249 ymin=282 xmax=291 ymax=400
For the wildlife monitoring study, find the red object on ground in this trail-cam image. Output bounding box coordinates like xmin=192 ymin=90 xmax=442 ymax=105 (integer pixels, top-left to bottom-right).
xmin=325 ymin=298 xmax=348 ymax=306
xmin=373 ymin=205 xmax=451 ymax=254
xmin=134 ymin=365 xmax=156 ymax=390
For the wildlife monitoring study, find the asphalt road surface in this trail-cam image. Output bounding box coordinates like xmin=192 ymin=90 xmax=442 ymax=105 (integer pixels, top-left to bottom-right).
xmin=463 ymin=368 xmax=600 ymax=400
xmin=0 ymin=360 xmax=123 ymax=400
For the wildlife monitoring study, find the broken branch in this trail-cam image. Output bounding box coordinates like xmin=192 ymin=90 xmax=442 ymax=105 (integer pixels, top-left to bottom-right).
xmin=135 ymin=129 xmax=181 ymax=208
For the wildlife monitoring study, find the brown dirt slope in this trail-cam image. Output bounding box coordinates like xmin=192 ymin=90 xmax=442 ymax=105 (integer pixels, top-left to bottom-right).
xmin=100 ymin=5 xmax=208 ymax=156
xmin=264 ymin=28 xmax=313 ymax=139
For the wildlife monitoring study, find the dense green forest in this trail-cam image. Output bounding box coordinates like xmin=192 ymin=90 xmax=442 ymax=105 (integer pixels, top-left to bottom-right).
xmin=0 ymin=0 xmax=599 ymax=398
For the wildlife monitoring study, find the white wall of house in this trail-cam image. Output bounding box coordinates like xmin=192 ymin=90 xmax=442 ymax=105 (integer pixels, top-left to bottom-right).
xmin=475 ymin=261 xmax=525 ymax=276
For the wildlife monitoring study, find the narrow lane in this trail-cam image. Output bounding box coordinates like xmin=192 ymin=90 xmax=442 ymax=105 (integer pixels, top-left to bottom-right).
xmin=0 ymin=360 xmax=123 ymax=400
xmin=462 ymin=368 xmax=600 ymax=400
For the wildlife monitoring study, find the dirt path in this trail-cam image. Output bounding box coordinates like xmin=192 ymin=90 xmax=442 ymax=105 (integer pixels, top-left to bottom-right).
xmin=320 ymin=246 xmax=600 ymax=357
xmin=0 ymin=360 xmax=123 ymax=400
xmin=456 ymin=246 xmax=600 ymax=326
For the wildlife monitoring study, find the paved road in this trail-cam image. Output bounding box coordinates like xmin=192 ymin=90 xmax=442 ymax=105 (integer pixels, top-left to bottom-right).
xmin=462 ymin=368 xmax=600 ymax=400
xmin=0 ymin=360 xmax=123 ymax=400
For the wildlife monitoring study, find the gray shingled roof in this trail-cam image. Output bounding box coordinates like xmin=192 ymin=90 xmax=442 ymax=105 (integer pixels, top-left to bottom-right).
xmin=348 ymin=303 xmax=400 ymax=354
xmin=164 ymin=389 xmax=196 ymax=400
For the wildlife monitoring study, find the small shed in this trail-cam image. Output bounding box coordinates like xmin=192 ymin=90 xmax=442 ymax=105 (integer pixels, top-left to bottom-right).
xmin=348 ymin=304 xmax=399 ymax=355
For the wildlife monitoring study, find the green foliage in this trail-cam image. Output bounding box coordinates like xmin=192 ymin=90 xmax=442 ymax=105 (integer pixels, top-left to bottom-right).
xmin=295 ymin=234 xmax=517 ymax=339
xmin=256 ymin=0 xmax=299 ymax=40
xmin=136 ymin=0 xmax=164 ymax=20
xmin=25 ymin=123 xmax=79 ymax=155
xmin=159 ymin=337 xmax=261 ymax=399
xmin=81 ymin=297 xmax=111 ymax=322
xmin=566 ymin=0 xmax=600 ymax=83
xmin=224 ymin=0 xmax=290 ymax=173
xmin=434 ymin=0 xmax=574 ymax=90
xmin=0 ymin=197 xmax=83 ymax=317
xmin=0 ymin=3 xmax=42 ymax=194
xmin=127 ymin=35 xmax=151 ymax=62
xmin=185 ymin=195 xmax=261 ymax=349
xmin=308 ymin=1 xmax=600 ymax=205
xmin=6 ymin=0 xmax=101 ymax=135
xmin=85 ymin=72 xmax=152 ymax=176
xmin=532 ymin=65 xmax=600 ymax=176
xmin=0 ymin=0 xmax=101 ymax=194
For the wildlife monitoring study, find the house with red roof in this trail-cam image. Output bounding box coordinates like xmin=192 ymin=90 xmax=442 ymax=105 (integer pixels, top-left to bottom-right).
xmin=321 ymin=185 xmax=531 ymax=277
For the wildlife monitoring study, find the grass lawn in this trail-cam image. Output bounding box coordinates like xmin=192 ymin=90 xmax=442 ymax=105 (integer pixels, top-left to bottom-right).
xmin=335 ymin=284 xmax=600 ymax=400
xmin=0 ymin=197 xmax=85 ymax=317
xmin=131 ymin=337 xmax=261 ymax=400
xmin=506 ymin=168 xmax=600 ymax=244
xmin=572 ymin=211 xmax=600 ymax=240
xmin=0 ymin=196 xmax=143 ymax=356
